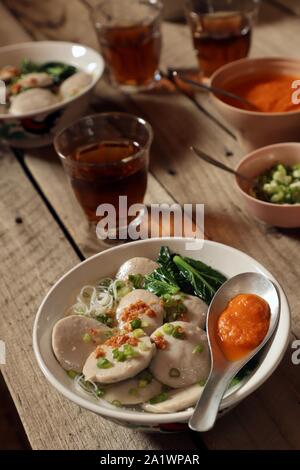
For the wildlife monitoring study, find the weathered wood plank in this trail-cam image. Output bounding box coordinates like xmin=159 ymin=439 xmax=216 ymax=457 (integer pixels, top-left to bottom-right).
xmin=24 ymin=145 xmax=178 ymax=258
xmin=0 ymin=148 xmax=196 ymax=451
xmin=1 ymin=0 xmax=300 ymax=452
xmin=269 ymin=0 xmax=300 ymax=15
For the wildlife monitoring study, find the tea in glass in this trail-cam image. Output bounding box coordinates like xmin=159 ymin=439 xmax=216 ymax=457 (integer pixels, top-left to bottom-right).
xmin=185 ymin=0 xmax=260 ymax=77
xmin=54 ymin=113 xmax=153 ymax=236
xmin=93 ymin=0 xmax=163 ymax=91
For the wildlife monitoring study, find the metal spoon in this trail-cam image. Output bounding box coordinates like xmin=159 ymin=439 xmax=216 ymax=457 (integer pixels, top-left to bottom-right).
xmin=189 ymin=272 xmax=280 ymax=432
xmin=191 ymin=146 xmax=253 ymax=184
xmin=172 ymin=71 xmax=260 ymax=112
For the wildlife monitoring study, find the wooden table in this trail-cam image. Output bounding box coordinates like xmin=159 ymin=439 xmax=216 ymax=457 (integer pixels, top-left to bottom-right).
xmin=0 ymin=0 xmax=299 ymax=451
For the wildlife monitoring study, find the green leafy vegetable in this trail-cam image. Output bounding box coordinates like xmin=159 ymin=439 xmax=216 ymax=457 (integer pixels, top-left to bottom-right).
xmin=20 ymin=59 xmax=40 ymax=75
xmin=144 ymin=272 xmax=180 ymax=296
xmin=40 ymin=61 xmax=77 ymax=83
xmin=173 ymin=255 xmax=227 ymax=304
xmin=144 ymin=246 xmax=226 ymax=305
xmin=19 ymin=59 xmax=77 ymax=84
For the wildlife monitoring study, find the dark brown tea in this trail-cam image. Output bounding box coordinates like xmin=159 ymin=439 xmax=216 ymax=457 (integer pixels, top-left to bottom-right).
xmin=97 ymin=19 xmax=162 ymax=88
xmin=190 ymin=12 xmax=251 ymax=77
xmin=68 ymin=140 xmax=148 ymax=223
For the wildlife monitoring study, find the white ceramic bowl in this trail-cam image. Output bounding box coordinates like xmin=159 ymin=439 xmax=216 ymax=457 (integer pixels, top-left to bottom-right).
xmin=0 ymin=41 xmax=104 ymax=148
xmin=33 ymin=238 xmax=290 ymax=432
xmin=236 ymin=142 xmax=300 ymax=228
xmin=211 ymin=57 xmax=300 ymax=152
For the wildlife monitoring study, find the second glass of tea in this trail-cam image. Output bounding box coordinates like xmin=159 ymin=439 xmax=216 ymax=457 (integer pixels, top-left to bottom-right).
xmin=185 ymin=0 xmax=260 ymax=77
xmin=54 ymin=113 xmax=152 ymax=238
xmin=92 ymin=0 xmax=163 ymax=91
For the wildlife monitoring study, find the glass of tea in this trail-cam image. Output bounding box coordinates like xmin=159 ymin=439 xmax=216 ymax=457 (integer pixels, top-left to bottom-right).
xmin=185 ymin=0 xmax=260 ymax=77
xmin=92 ymin=0 xmax=163 ymax=91
xmin=54 ymin=113 xmax=153 ymax=238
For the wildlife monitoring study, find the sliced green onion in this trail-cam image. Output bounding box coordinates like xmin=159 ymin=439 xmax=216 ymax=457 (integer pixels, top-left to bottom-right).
xmin=149 ymin=392 xmax=168 ymax=404
xmin=172 ymin=326 xmax=185 ymax=340
xmin=112 ymin=400 xmax=122 ymax=407
xmin=139 ymin=341 xmax=148 ymax=351
xmin=97 ymin=358 xmax=113 ymax=369
xmin=141 ymin=321 xmax=149 ymax=328
xmin=128 ymin=388 xmax=139 ymax=396
xmin=163 ymin=323 xmax=174 ymax=335
xmin=193 ymin=343 xmax=204 ymax=354
xmin=229 ymin=377 xmax=240 ymax=388
xmin=138 ymin=379 xmax=149 ymax=389
xmin=128 ymin=273 xmax=144 ymax=289
xmin=133 ymin=328 xmax=145 ymax=339
xmin=198 ymin=379 xmax=207 ymax=387
xmin=138 ymin=371 xmax=152 ymax=386
xmin=82 ymin=333 xmax=92 ymax=343
xmin=67 ymin=370 xmax=78 ymax=379
xmin=169 ymin=368 xmax=180 ymax=378
xmin=131 ymin=318 xmax=142 ymax=330
xmin=112 ymin=348 xmax=126 ymax=362
xmin=96 ymin=388 xmax=105 ymax=397
xmin=104 ymin=330 xmax=113 ymax=338
xmin=123 ymin=344 xmax=139 ymax=358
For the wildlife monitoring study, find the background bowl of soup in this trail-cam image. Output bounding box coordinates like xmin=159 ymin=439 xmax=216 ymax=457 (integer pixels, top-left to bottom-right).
xmin=236 ymin=142 xmax=300 ymax=228
xmin=33 ymin=237 xmax=291 ymax=432
xmin=211 ymin=57 xmax=300 ymax=151
xmin=0 ymin=41 xmax=104 ymax=148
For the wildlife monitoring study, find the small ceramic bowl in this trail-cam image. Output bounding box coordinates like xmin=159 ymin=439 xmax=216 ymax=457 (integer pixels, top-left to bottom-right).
xmin=0 ymin=41 xmax=104 ymax=148
xmin=236 ymin=143 xmax=300 ymax=228
xmin=33 ymin=237 xmax=290 ymax=432
xmin=211 ymin=58 xmax=300 ymax=152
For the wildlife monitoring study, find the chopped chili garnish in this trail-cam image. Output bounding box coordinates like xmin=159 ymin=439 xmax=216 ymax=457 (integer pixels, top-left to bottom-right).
xmin=153 ymin=335 xmax=168 ymax=350
xmin=89 ymin=328 xmax=101 ymax=336
xmin=11 ymin=83 xmax=21 ymax=94
xmin=94 ymin=346 xmax=105 ymax=358
xmin=104 ymin=334 xmax=139 ymax=349
xmin=127 ymin=337 xmax=138 ymax=347
xmin=120 ymin=301 xmax=157 ymax=323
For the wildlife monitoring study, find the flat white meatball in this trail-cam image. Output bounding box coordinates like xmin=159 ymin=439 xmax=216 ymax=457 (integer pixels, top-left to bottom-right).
xmin=83 ymin=332 xmax=156 ymax=384
xmin=9 ymin=88 xmax=59 ymax=115
xmin=182 ymin=295 xmax=207 ymax=329
xmin=150 ymin=321 xmax=210 ymax=388
xmin=116 ymin=257 xmax=158 ymax=281
xmin=116 ymin=289 xmax=164 ymax=335
xmin=17 ymin=72 xmax=53 ymax=88
xmin=142 ymin=383 xmax=205 ymax=413
xmin=52 ymin=315 xmax=111 ymax=373
xmin=60 ymin=71 xmax=92 ymax=98
xmin=103 ymin=373 xmax=161 ymax=405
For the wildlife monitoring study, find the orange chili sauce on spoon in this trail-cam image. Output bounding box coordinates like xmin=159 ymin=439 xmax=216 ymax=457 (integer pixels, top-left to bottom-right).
xmin=217 ymin=293 xmax=271 ymax=361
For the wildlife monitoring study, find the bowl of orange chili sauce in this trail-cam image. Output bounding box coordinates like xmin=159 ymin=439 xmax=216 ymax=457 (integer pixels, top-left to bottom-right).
xmin=211 ymin=57 xmax=300 ymax=151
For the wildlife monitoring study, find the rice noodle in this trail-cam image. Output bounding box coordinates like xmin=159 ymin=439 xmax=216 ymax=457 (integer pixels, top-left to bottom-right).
xmin=69 ymin=277 xmax=132 ymax=322
xmin=74 ymin=374 xmax=103 ymax=401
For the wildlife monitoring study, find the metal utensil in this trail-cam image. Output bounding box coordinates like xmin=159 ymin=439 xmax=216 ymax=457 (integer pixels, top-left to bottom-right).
xmin=189 ymin=272 xmax=280 ymax=432
xmin=173 ymin=71 xmax=260 ymax=112
xmin=191 ymin=146 xmax=253 ymax=184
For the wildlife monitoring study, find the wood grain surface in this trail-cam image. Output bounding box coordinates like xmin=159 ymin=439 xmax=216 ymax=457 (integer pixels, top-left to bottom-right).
xmin=0 ymin=0 xmax=299 ymax=451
